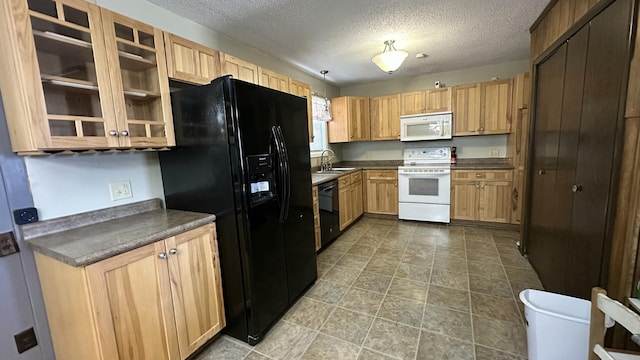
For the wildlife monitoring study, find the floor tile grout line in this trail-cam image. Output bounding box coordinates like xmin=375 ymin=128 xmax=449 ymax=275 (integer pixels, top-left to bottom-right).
xmin=298 ymin=219 xmax=378 ymax=359
xmin=355 ymin=238 xmax=402 ymax=360
xmin=413 ymin=225 xmax=439 ymax=360
xmin=239 ymin=223 xmax=524 ymax=360
xmin=461 ymin=228 xmax=479 ymax=360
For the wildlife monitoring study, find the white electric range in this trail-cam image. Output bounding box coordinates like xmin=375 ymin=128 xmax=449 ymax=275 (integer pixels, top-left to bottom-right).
xmin=398 ymin=146 xmax=451 ymax=223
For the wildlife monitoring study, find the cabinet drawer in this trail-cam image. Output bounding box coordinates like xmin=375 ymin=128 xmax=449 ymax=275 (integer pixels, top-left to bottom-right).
xmin=365 ymin=169 xmax=397 ymax=180
xmin=452 ymin=170 xmax=512 ymax=181
xmin=338 ymin=175 xmax=352 ymax=188
xmin=350 ymin=171 xmax=362 ymax=183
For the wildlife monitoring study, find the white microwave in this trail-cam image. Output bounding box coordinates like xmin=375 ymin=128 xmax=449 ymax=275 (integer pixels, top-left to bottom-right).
xmin=400 ymin=111 xmax=452 ymax=141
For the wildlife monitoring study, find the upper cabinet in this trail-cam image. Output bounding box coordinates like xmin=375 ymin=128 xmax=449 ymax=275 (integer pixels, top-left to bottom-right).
xmin=0 ymin=0 xmax=174 ymax=154
xmin=400 ymin=91 xmax=426 ymax=115
xmin=452 ymin=83 xmax=481 ymax=135
xmin=220 ymin=52 xmax=259 ymax=84
xmin=328 ymin=96 xmax=370 ymax=143
xmin=425 ymin=88 xmax=452 ymax=113
xmin=164 ymin=32 xmax=221 ymax=85
xmin=258 ymin=67 xmax=289 ymax=93
xmin=481 ymin=79 xmax=512 ymax=135
xmin=452 ymin=80 xmax=512 ymax=136
xmin=101 ymin=10 xmax=174 ymax=148
xmin=370 ymin=94 xmax=400 ymax=140
xmin=288 ymin=79 xmax=313 ymax=142
xmin=400 ymin=88 xmax=451 ymax=115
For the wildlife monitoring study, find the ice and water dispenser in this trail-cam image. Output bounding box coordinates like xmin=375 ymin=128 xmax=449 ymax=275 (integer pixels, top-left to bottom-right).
xmin=247 ymin=155 xmax=276 ymax=207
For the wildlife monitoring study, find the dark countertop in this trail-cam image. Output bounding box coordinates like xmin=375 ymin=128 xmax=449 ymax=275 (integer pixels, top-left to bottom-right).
xmin=311 ymin=161 xmax=402 ymax=186
xmin=310 ymin=159 xmax=513 ymax=186
xmin=24 ymin=199 xmax=216 ymax=267
xmin=452 ymin=158 xmax=514 ymax=170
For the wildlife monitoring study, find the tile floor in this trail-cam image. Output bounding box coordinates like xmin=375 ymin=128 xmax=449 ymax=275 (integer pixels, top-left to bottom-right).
xmin=194 ymin=217 xmax=543 ymax=360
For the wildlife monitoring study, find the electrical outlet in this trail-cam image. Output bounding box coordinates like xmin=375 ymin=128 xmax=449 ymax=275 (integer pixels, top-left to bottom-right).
xmin=489 ymin=148 xmax=500 ymax=157
xmin=109 ymin=180 xmax=133 ymax=201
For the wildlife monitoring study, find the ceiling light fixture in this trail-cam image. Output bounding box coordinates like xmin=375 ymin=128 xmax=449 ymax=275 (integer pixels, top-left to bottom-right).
xmin=372 ymin=40 xmax=409 ymax=74
xmin=312 ymin=70 xmax=332 ymax=122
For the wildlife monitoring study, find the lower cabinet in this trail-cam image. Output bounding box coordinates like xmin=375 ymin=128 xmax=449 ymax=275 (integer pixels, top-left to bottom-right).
xmin=451 ymin=170 xmax=512 ymax=223
xmin=364 ymin=170 xmax=398 ymax=215
xmin=34 ymin=224 xmax=225 ymax=360
xmin=312 ymin=186 xmax=321 ymax=251
xmin=338 ymin=171 xmax=364 ymax=230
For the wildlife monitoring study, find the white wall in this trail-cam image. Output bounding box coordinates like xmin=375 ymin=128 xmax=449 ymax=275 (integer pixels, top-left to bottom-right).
xmin=25 ymin=153 xmax=164 ymax=220
xmin=340 ymin=60 xmax=529 ymax=96
xmin=340 ymin=135 xmax=508 ymax=161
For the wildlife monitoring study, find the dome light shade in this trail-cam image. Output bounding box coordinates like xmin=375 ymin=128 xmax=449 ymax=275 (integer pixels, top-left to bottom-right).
xmin=372 ymin=40 xmax=409 ymax=74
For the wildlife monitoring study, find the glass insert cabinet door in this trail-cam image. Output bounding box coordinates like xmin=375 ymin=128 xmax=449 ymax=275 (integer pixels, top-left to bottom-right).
xmin=27 ymin=0 xmax=118 ymax=149
xmin=100 ymin=10 xmax=174 ymax=148
xmin=1 ymin=0 xmax=175 ymax=153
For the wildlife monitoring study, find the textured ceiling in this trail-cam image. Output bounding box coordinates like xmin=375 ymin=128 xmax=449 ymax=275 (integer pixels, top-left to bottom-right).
xmin=148 ymin=0 xmax=550 ymax=86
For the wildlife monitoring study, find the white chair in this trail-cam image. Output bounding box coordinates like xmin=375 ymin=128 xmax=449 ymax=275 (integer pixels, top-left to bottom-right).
xmin=589 ymin=287 xmax=640 ymax=360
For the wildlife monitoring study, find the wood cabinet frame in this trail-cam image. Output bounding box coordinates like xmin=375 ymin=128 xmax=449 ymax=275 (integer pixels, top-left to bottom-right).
xmin=34 ymin=224 xmax=224 ymax=360
xmin=164 ymin=32 xmax=221 ymax=85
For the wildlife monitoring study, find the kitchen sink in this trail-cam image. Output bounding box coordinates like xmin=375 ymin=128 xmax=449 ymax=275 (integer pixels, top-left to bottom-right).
xmin=315 ymin=167 xmax=356 ymax=174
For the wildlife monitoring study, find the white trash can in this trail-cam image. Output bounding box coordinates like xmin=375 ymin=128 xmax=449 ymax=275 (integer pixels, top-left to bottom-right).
xmin=519 ymin=289 xmax=592 ymax=360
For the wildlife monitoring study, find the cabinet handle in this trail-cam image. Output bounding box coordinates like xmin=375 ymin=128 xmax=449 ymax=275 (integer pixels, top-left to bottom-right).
xmin=169 ymin=248 xmax=177 ymax=255
xmin=120 ymin=130 xmax=130 ymax=137
xmin=475 ymin=184 xmax=480 ymax=189
xmin=538 ymin=169 xmax=546 ymax=175
xmin=158 ymin=252 xmax=167 ymax=259
xmin=515 ymin=109 xmax=523 ymax=153
xmin=572 ymin=184 xmax=583 ymax=193
xmin=475 ymin=174 xmax=485 ymax=178
xmin=480 ymin=185 xmax=485 ymax=189
xmin=479 ymin=127 xmax=485 ymax=132
xmin=109 ymin=130 xmax=118 ymax=137
xmin=512 ymin=187 xmax=518 ymax=211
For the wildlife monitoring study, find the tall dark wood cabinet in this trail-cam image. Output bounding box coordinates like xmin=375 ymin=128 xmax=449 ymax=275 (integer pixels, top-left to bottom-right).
xmin=525 ymin=0 xmax=634 ymax=299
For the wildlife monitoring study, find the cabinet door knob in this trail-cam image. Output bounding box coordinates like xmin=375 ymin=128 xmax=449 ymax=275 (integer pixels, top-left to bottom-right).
xmin=158 ymin=252 xmax=167 ymax=259
xmin=120 ymin=130 xmax=130 ymax=137
xmin=479 ymin=127 xmax=485 ymax=132
xmin=538 ymin=170 xmax=546 ymax=175
xmin=572 ymin=184 xmax=583 ymax=193
xmin=169 ymin=248 xmax=177 ymax=255
xmin=109 ymin=130 xmax=118 ymax=137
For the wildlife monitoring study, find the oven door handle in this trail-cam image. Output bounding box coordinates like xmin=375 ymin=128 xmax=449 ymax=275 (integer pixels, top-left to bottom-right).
xmin=398 ymin=172 xmax=451 ymax=177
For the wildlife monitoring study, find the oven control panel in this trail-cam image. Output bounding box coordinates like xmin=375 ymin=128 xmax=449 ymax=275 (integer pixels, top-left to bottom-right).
xmin=398 ymin=167 xmax=451 ymax=175
xmin=403 ymin=146 xmax=451 ymax=165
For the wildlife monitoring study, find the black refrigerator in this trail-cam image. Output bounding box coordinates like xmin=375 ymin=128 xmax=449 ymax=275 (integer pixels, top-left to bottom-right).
xmin=158 ymin=76 xmax=317 ymax=345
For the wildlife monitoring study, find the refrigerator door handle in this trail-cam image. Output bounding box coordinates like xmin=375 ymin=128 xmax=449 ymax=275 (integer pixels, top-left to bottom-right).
xmin=271 ymin=126 xmax=287 ymax=223
xmin=276 ymin=126 xmax=291 ymax=221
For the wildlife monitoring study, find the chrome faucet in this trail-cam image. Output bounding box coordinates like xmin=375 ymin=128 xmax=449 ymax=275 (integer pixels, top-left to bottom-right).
xmin=320 ymin=149 xmax=335 ymax=172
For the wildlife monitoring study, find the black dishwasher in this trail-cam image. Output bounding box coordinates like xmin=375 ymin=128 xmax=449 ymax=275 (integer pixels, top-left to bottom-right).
xmin=318 ymin=180 xmax=341 ymax=247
